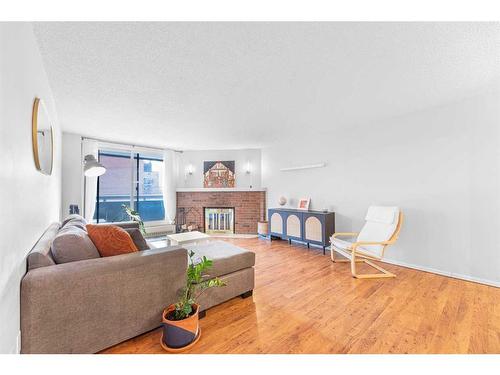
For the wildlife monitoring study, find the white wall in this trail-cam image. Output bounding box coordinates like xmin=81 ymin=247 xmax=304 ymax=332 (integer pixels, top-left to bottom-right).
xmin=61 ymin=132 xmax=83 ymax=217
xmin=0 ymin=23 xmax=62 ymax=353
xmin=262 ymin=88 xmax=500 ymax=286
xmin=178 ymin=149 xmax=262 ymax=189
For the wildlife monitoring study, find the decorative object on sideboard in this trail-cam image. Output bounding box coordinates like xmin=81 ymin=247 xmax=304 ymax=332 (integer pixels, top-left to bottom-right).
xmin=83 ymin=154 xmax=106 ymax=177
xmin=297 ymin=198 xmax=311 ymax=210
xmin=278 ymin=196 xmax=287 ymax=206
xmin=32 ymin=98 xmax=54 ymax=175
xmin=280 ymin=163 xmax=326 ymax=172
xmin=203 ymin=160 xmax=235 ymax=188
xmin=160 ymin=250 xmax=226 ymax=352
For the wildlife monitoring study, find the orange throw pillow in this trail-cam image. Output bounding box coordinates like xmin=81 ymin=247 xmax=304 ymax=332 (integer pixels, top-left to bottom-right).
xmin=86 ymin=224 xmax=138 ymax=257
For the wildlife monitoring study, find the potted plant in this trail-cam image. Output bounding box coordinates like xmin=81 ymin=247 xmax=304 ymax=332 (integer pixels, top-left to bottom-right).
xmin=121 ymin=204 xmax=146 ymax=235
xmin=161 ymin=250 xmax=226 ymax=352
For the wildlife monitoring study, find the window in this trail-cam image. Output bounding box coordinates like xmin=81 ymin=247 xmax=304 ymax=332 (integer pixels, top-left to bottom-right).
xmin=94 ymin=148 xmax=165 ymax=223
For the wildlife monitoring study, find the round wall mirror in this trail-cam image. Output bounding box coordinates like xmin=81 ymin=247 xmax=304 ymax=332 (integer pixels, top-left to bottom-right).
xmin=32 ymin=98 xmax=54 ymax=175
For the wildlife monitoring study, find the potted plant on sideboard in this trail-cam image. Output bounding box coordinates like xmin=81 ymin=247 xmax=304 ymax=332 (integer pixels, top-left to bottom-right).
xmin=161 ymin=250 xmax=226 ymax=352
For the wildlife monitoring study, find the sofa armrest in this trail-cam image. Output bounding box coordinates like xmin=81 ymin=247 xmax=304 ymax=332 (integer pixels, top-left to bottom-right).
xmin=21 ymin=246 xmax=188 ymax=353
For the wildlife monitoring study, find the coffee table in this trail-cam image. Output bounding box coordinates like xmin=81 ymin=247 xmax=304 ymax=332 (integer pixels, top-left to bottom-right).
xmin=167 ymin=231 xmax=211 ymax=246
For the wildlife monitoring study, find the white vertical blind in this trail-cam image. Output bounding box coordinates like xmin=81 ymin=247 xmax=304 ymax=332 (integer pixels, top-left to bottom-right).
xmin=163 ymin=149 xmax=178 ymax=224
xmin=82 ymin=139 xmax=99 ymax=221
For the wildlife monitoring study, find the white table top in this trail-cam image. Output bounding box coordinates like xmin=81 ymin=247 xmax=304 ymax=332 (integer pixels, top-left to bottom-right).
xmin=167 ymin=231 xmax=210 ymax=243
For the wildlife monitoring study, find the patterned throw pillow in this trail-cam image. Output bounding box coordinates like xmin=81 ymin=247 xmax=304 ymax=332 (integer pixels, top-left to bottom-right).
xmin=86 ymin=224 xmax=138 ymax=257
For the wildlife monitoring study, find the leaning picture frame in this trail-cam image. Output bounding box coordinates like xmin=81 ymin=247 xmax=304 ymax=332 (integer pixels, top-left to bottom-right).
xmin=297 ymin=198 xmax=310 ymax=210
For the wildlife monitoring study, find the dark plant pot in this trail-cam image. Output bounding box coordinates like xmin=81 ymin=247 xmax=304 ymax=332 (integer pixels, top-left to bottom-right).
xmin=160 ymin=303 xmax=201 ymax=352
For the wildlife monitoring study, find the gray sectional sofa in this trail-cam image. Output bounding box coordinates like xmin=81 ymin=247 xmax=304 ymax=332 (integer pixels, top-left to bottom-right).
xmin=20 ymin=216 xmax=255 ymax=354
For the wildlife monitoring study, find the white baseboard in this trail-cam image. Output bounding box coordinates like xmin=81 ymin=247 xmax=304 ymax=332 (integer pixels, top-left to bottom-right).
xmin=327 ymin=243 xmax=500 ymax=288
xmin=291 ymin=240 xmax=499 ymax=288
xmin=381 ymin=258 xmax=500 ymax=288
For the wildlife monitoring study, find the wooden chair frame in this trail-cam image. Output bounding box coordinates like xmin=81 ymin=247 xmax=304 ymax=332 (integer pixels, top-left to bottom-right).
xmin=330 ymin=212 xmax=403 ymax=279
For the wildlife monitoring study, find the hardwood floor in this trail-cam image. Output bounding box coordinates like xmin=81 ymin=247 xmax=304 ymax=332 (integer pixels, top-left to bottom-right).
xmin=101 ymin=238 xmax=500 ymax=354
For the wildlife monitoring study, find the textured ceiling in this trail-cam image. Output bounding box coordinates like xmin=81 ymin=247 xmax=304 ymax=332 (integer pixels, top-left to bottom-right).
xmin=33 ymin=22 xmax=500 ymax=150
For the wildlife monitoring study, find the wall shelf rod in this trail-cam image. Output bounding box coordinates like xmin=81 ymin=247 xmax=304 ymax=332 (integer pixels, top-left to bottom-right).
xmin=280 ymin=163 xmax=326 ymax=172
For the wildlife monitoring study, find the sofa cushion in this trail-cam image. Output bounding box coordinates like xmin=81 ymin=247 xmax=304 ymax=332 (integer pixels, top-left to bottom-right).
xmin=125 ymin=228 xmax=150 ymax=250
xmin=51 ymin=226 xmax=101 ymax=264
xmin=27 ymin=223 xmax=60 ymax=270
xmin=184 ymin=240 xmax=255 ymax=278
xmin=86 ymin=224 xmax=139 ymax=257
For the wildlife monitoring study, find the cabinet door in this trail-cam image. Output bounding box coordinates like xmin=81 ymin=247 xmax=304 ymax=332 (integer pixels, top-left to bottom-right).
xmin=269 ymin=210 xmax=284 ymax=236
xmin=303 ymin=214 xmax=324 ymax=245
xmin=283 ymin=211 xmax=303 ymax=240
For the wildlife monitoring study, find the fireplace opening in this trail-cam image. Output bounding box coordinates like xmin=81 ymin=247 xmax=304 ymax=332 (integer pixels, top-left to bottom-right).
xmin=204 ymin=207 xmax=235 ymax=234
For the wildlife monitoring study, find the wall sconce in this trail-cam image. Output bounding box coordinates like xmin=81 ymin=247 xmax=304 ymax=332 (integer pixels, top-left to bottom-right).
xmin=245 ymin=161 xmax=251 ymax=174
xmin=186 ymin=164 xmax=194 ymax=175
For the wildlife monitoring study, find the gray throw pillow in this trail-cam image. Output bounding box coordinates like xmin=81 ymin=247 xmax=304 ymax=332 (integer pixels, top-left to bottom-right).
xmin=63 ymin=220 xmax=87 ymax=230
xmin=51 ymin=226 xmax=100 ymax=264
xmin=125 ymin=228 xmax=150 ymax=251
xmin=61 ymin=214 xmax=87 ymax=228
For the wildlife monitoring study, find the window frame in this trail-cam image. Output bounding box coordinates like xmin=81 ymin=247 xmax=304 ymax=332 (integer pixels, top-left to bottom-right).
xmin=93 ymin=147 xmax=166 ymax=226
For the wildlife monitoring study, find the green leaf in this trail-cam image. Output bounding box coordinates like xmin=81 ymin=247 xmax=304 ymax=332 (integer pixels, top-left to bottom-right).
xmin=172 ymin=251 xmax=226 ymax=312
xmin=122 ymin=204 xmax=146 ymax=235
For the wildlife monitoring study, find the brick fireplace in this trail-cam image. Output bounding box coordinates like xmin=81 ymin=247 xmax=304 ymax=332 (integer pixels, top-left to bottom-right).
xmin=176 ymin=189 xmax=266 ymax=234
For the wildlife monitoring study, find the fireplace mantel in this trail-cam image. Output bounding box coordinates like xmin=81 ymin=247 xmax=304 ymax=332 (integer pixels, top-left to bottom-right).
xmin=176 ymin=187 xmax=266 ymax=192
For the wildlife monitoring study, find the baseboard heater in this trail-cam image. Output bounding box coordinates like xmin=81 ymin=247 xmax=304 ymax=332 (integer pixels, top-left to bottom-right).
xmin=144 ymin=224 xmax=175 ymax=238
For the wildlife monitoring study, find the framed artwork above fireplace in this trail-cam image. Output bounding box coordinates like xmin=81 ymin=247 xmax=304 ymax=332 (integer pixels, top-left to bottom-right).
xmin=203 ymin=160 xmax=235 ymax=188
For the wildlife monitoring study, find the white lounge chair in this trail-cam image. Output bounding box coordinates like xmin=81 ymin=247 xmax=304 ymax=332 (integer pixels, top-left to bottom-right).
xmin=330 ymin=206 xmax=403 ymax=279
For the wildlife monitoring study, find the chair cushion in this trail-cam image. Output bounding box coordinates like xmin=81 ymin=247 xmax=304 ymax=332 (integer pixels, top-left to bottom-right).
xmin=125 ymin=228 xmax=150 ymax=250
xmin=86 ymin=224 xmax=138 ymax=257
xmin=331 ymin=237 xmax=380 ymax=258
xmin=365 ymin=206 xmax=398 ymax=224
xmin=184 ymin=240 xmax=255 ymax=278
xmin=51 ymin=226 xmax=101 ymax=264
xmin=356 ymin=206 xmax=400 ymax=256
xmin=356 ymin=221 xmax=397 ymax=256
